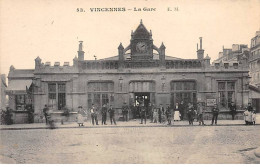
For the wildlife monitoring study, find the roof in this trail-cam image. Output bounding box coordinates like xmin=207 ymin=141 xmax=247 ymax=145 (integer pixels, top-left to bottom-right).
xmin=6 ymin=79 xmax=32 ymax=91
xmin=8 ymin=69 xmax=34 ymax=78
xmin=98 ymin=53 xmax=183 ymax=61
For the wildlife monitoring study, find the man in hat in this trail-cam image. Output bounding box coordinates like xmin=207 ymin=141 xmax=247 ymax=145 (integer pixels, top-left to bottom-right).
xmin=229 ymin=102 xmax=236 ymax=120
xmin=101 ymin=104 xmax=108 ymax=125
xmin=108 ymin=105 xmax=116 ymax=125
xmin=165 ymin=104 xmax=172 ymax=125
xmin=90 ymin=104 xmax=99 ymax=125
xmin=122 ymin=102 xmax=129 ymax=122
xmin=140 ymin=102 xmax=147 ymax=124
xmin=147 ymin=102 xmax=153 ymax=123
xmin=130 ymin=102 xmax=136 ymax=120
xmin=158 ymin=104 xmax=164 ymax=123
xmin=187 ymin=103 xmax=195 ymax=125
xmin=211 ymin=104 xmax=219 ymax=125
xmin=197 ymin=102 xmax=206 ymax=125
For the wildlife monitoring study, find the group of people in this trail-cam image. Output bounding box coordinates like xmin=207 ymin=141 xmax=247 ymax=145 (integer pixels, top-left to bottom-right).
xmin=41 ymin=101 xmax=256 ymax=127
xmin=81 ymin=104 xmax=117 ymax=126
xmin=121 ymin=101 xmax=204 ymax=126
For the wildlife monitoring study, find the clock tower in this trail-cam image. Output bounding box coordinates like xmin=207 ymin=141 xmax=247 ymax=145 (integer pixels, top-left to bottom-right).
xmin=130 ymin=20 xmax=153 ymax=60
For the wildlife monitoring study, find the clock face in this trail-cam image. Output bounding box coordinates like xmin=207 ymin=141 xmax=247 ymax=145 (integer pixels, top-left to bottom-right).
xmin=136 ymin=42 xmax=147 ymax=53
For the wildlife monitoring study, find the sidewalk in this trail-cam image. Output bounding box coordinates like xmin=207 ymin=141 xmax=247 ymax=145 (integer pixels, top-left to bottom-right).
xmin=0 ymin=118 xmax=259 ymax=130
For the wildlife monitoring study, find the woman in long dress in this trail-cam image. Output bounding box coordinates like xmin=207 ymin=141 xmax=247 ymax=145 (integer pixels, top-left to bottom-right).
xmin=76 ymin=106 xmax=87 ymax=126
xmin=174 ymin=103 xmax=181 ymax=121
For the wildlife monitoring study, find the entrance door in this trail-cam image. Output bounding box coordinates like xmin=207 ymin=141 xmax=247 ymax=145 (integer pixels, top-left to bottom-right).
xmin=134 ymin=93 xmax=150 ymax=107
xmin=134 ymin=92 xmax=150 ymax=118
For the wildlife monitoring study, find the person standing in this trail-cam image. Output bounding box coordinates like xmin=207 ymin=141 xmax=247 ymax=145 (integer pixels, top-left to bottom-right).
xmin=122 ymin=102 xmax=129 ymax=122
xmin=101 ymin=104 xmax=108 ymax=125
xmin=108 ymin=105 xmax=116 ymax=125
xmin=187 ymin=103 xmax=195 ymax=125
xmin=173 ymin=103 xmax=181 ymax=121
xmin=179 ymin=101 xmax=185 ymax=120
xmin=27 ymin=105 xmax=34 ymax=124
xmin=197 ymin=102 xmax=205 ymax=125
xmin=165 ymin=104 xmax=172 ymax=125
xmin=90 ymin=104 xmax=99 ymax=125
xmin=153 ymin=105 xmax=158 ymax=123
xmin=43 ymin=104 xmax=49 ymax=125
xmin=140 ymin=103 xmax=147 ymax=124
xmin=243 ymin=109 xmax=252 ymax=125
xmin=130 ymin=102 xmax=136 ymax=120
xmin=148 ymin=102 xmax=153 ymax=123
xmin=247 ymin=103 xmax=253 ymax=112
xmin=211 ymin=104 xmax=219 ymax=125
xmin=76 ymin=106 xmax=87 ymax=126
xmin=229 ymin=102 xmax=236 ymax=120
xmin=158 ymin=104 xmax=164 ymax=123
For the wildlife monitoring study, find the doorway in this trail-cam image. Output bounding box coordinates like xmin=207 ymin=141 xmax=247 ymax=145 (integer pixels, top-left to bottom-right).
xmin=134 ymin=92 xmax=150 ymax=107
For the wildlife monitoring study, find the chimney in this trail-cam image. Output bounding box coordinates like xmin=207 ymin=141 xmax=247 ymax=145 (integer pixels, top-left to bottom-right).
xmin=200 ymin=37 xmax=202 ymax=49
xmin=197 ymin=37 xmax=204 ymax=60
xmin=78 ymin=41 xmax=85 ymax=61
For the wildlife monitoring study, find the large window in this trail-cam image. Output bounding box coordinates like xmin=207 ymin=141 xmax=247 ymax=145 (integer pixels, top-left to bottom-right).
xmin=218 ymin=81 xmax=235 ymax=108
xmin=48 ymin=83 xmax=66 ymax=110
xmin=87 ymin=82 xmax=114 ymax=109
xmin=15 ymin=94 xmax=32 ymax=111
xmin=170 ymin=81 xmax=197 ymax=107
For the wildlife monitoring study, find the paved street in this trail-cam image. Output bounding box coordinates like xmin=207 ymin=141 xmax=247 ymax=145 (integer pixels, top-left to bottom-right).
xmin=0 ymin=123 xmax=260 ymax=164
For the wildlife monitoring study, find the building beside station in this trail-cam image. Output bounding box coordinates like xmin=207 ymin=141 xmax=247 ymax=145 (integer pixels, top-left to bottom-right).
xmin=6 ymin=21 xmax=251 ymax=123
xmin=248 ymin=30 xmax=260 ymax=113
xmin=0 ymin=74 xmax=7 ymax=110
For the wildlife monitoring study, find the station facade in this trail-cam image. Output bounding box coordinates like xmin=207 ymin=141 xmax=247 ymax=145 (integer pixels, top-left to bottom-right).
xmin=6 ymin=21 xmax=250 ymax=123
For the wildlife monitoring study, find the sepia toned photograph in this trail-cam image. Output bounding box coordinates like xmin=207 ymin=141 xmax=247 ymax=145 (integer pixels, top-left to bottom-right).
xmin=0 ymin=0 xmax=260 ymax=164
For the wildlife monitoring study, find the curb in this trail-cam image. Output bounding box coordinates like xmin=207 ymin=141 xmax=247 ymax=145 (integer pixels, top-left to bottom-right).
xmin=0 ymin=124 xmax=259 ymax=131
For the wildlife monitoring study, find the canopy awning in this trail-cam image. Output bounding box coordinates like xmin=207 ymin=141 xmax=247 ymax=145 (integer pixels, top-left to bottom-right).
xmin=6 ymin=80 xmax=32 ymax=92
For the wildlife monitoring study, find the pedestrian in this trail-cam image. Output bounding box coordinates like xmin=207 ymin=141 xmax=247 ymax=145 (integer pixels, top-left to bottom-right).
xmin=243 ymin=109 xmax=253 ymax=125
xmin=108 ymin=105 xmax=116 ymax=125
xmin=148 ymin=102 xmax=153 ymax=123
xmin=43 ymin=104 xmax=49 ymax=125
xmin=165 ymin=104 xmax=172 ymax=125
xmin=173 ymin=102 xmax=181 ymax=121
xmin=211 ymin=104 xmax=219 ymax=125
xmin=76 ymin=106 xmax=87 ymax=126
xmin=229 ymin=102 xmax=236 ymax=120
xmin=179 ymin=101 xmax=185 ymax=120
xmin=101 ymin=104 xmax=108 ymax=125
xmin=197 ymin=102 xmax=205 ymax=125
xmin=252 ymin=111 xmax=256 ymax=125
xmin=140 ymin=103 xmax=147 ymax=124
xmin=158 ymin=104 xmax=164 ymax=123
xmin=247 ymin=103 xmax=253 ymax=112
xmin=90 ymin=104 xmax=98 ymax=125
xmin=122 ymin=102 xmax=129 ymax=122
xmin=187 ymin=103 xmax=195 ymax=125
xmin=5 ymin=107 xmax=13 ymax=125
xmin=130 ymin=102 xmax=136 ymax=120
xmin=153 ymin=105 xmax=158 ymax=123
xmin=27 ymin=105 xmax=34 ymax=124
xmin=61 ymin=105 xmax=70 ymax=124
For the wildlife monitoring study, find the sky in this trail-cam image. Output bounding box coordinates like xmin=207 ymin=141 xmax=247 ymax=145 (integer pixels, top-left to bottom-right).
xmin=0 ymin=0 xmax=260 ymax=76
